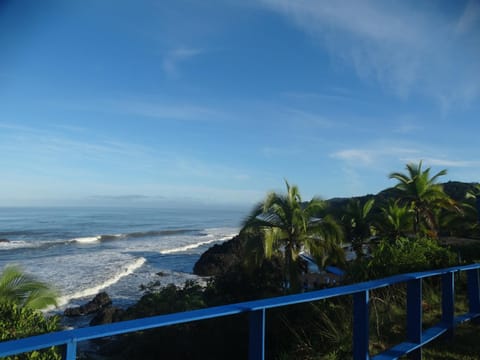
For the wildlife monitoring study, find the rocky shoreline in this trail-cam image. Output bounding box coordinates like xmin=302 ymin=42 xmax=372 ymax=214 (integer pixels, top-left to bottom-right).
xmin=61 ymin=234 xmax=245 ymax=328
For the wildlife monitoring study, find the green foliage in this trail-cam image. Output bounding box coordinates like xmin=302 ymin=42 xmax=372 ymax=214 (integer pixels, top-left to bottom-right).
xmin=448 ymin=241 xmax=480 ymax=264
xmin=0 ymin=303 xmax=61 ymax=360
xmin=0 ymin=266 xmax=58 ymax=310
xmin=389 ymin=161 xmax=457 ymax=237
xmin=123 ymin=280 xmax=206 ymax=320
xmin=441 ymin=183 xmax=480 ymax=237
xmin=205 ymin=257 xmax=284 ymax=305
xmin=342 ymin=198 xmax=375 ymax=258
xmin=242 ymin=180 xmax=344 ymax=291
xmin=375 ymin=199 xmax=412 ymax=240
xmin=348 ymin=237 xmax=457 ymax=282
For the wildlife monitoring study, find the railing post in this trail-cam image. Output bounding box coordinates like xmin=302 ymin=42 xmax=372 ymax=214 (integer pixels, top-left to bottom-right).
xmin=442 ymin=271 xmax=455 ymax=338
xmin=467 ymin=268 xmax=480 ymax=318
xmin=65 ymin=339 xmax=77 ymax=360
xmin=353 ymin=290 xmax=369 ymax=360
xmin=407 ymin=279 xmax=422 ymax=360
xmin=249 ymin=309 xmax=265 ymax=360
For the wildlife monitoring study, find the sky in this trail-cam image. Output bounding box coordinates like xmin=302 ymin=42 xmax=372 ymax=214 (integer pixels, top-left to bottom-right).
xmin=0 ymin=0 xmax=479 ymax=207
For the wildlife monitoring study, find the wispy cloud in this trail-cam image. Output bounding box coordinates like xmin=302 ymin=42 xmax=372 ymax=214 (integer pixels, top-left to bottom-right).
xmin=283 ymin=108 xmax=338 ymax=128
xmin=114 ymin=100 xmax=219 ymax=121
xmin=162 ymin=47 xmax=203 ymax=77
xmin=331 ymin=149 xmax=374 ymax=165
xmin=400 ymin=157 xmax=480 ymax=168
xmin=331 ymin=140 xmax=480 ymax=174
xmin=281 ymin=88 xmax=360 ymax=103
xmin=0 ymin=122 xmax=260 ymax=204
xmin=262 ymin=146 xmax=303 ymax=159
xmin=330 ymin=142 xmax=422 ymax=168
xmin=44 ymin=97 xmax=222 ymax=122
xmin=260 ymin=0 xmax=480 ymax=109
xmin=456 ymin=0 xmax=480 ymax=34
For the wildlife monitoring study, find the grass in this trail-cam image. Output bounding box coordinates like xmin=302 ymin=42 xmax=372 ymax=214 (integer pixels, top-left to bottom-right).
xmin=423 ymin=321 xmax=480 ymax=359
xmin=363 ymin=280 xmax=480 ymax=360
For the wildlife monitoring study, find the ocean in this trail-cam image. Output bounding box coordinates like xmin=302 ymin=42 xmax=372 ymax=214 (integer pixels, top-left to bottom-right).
xmin=0 ymin=206 xmax=246 ymax=312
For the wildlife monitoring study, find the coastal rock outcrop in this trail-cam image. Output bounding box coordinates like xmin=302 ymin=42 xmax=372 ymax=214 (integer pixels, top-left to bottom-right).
xmin=0 ymin=238 xmax=9 ymax=243
xmin=64 ymin=292 xmax=112 ymax=317
xmin=90 ymin=306 xmax=125 ymax=326
xmin=193 ymin=235 xmax=246 ymax=276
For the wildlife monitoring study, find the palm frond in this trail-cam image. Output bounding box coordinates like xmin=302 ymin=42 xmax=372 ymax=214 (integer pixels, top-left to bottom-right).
xmin=0 ymin=266 xmax=58 ymax=309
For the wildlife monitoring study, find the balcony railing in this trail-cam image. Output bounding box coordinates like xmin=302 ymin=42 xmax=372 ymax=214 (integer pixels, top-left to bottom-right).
xmin=1 ymin=263 xmax=480 ymax=359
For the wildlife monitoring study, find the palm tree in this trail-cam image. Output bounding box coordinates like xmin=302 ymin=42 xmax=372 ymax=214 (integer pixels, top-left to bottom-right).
xmin=342 ymin=198 xmax=375 ymax=259
xmin=441 ymin=184 xmax=480 ymax=236
xmin=389 ymin=161 xmax=455 ymax=237
xmin=241 ymin=181 xmax=344 ymax=291
xmin=465 ymin=184 xmax=480 ymax=224
xmin=376 ymin=199 xmax=413 ymax=241
xmin=0 ymin=266 xmax=57 ymax=310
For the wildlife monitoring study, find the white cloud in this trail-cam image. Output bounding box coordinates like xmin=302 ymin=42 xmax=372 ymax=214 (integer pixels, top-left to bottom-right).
xmin=331 ymin=141 xmax=480 ymax=177
xmin=162 ymin=47 xmax=203 ymax=77
xmin=260 ymin=0 xmax=480 ymax=108
xmin=331 ymin=149 xmax=374 ymax=165
xmin=400 ymin=157 xmax=480 ymax=168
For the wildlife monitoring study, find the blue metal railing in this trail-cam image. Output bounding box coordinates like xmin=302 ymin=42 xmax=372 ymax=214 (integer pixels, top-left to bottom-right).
xmin=1 ymin=263 xmax=480 ymax=359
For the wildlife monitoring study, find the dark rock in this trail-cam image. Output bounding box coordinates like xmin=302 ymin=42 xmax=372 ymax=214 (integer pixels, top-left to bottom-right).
xmin=90 ymin=306 xmax=125 ymax=326
xmin=64 ymin=292 xmax=112 ymax=317
xmin=193 ymin=235 xmax=245 ymax=276
xmin=0 ymin=238 xmax=9 ymax=243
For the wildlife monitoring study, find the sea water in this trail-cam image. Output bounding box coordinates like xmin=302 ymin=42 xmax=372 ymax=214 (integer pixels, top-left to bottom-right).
xmin=0 ymin=206 xmax=245 ymax=311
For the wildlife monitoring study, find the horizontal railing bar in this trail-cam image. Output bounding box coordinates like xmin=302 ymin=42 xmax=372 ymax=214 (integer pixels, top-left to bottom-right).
xmin=1 ymin=263 xmax=479 ymax=358
xmin=455 ymin=312 xmax=480 ymax=324
xmin=373 ymin=322 xmax=450 ymax=360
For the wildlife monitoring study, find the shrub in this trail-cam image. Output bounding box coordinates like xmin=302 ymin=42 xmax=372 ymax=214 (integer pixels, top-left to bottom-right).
xmin=0 ymin=303 xmax=61 ymax=360
xmin=347 ymin=237 xmax=457 ymax=282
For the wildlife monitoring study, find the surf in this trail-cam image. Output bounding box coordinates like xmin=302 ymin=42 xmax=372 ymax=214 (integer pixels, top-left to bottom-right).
xmin=57 ymin=257 xmax=146 ymax=307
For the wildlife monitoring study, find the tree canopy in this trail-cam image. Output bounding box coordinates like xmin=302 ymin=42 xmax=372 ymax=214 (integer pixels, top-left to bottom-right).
xmin=241 ymin=181 xmax=344 ymax=291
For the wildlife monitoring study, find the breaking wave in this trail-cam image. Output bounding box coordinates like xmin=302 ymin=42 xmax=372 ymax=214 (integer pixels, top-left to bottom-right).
xmin=58 ymin=257 xmax=146 ymax=307
xmin=159 ymin=233 xmax=236 ymax=254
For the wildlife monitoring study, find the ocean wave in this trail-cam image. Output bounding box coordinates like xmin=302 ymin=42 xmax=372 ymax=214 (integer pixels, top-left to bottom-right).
xmin=126 ymin=229 xmax=201 ymax=238
xmin=72 ymin=236 xmax=102 ymax=244
xmin=0 ymin=240 xmax=31 ymax=250
xmin=159 ymin=234 xmax=235 ymax=254
xmin=70 ymin=229 xmax=202 ymax=244
xmin=57 ymin=257 xmax=146 ymax=307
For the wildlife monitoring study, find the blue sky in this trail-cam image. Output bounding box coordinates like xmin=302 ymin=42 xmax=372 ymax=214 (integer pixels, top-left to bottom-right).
xmin=1 ymin=0 xmax=479 ymax=207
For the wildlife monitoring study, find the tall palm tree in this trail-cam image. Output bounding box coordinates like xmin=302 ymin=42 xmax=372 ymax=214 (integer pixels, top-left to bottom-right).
xmin=389 ymin=161 xmax=455 ymax=237
xmin=241 ymin=181 xmax=344 ymax=291
xmin=0 ymin=266 xmax=57 ymax=310
xmin=342 ymin=198 xmax=375 ymax=259
xmin=376 ymin=199 xmax=413 ymax=241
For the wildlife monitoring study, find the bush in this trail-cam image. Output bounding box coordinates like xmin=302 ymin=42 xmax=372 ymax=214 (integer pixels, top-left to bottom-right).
xmin=0 ymin=303 xmax=61 ymax=360
xmin=347 ymin=237 xmax=457 ymax=282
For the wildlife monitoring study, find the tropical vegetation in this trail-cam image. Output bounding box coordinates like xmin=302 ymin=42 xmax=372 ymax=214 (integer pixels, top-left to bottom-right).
xmin=0 ymin=266 xmax=60 ymax=359
xmin=341 ymin=197 xmax=375 ymax=258
xmin=0 ymin=266 xmax=58 ymax=310
xmin=241 ymin=181 xmax=344 ymax=291
xmin=1 ymin=161 xmax=480 ymax=359
xmin=388 ymin=161 xmax=458 ymax=237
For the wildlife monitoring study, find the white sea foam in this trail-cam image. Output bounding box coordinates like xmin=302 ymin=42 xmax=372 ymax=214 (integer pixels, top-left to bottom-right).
xmin=0 ymin=240 xmax=41 ymax=250
xmin=72 ymin=236 xmax=102 ymax=244
xmin=57 ymin=257 xmax=146 ymax=306
xmin=159 ymin=232 xmax=236 ymax=254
